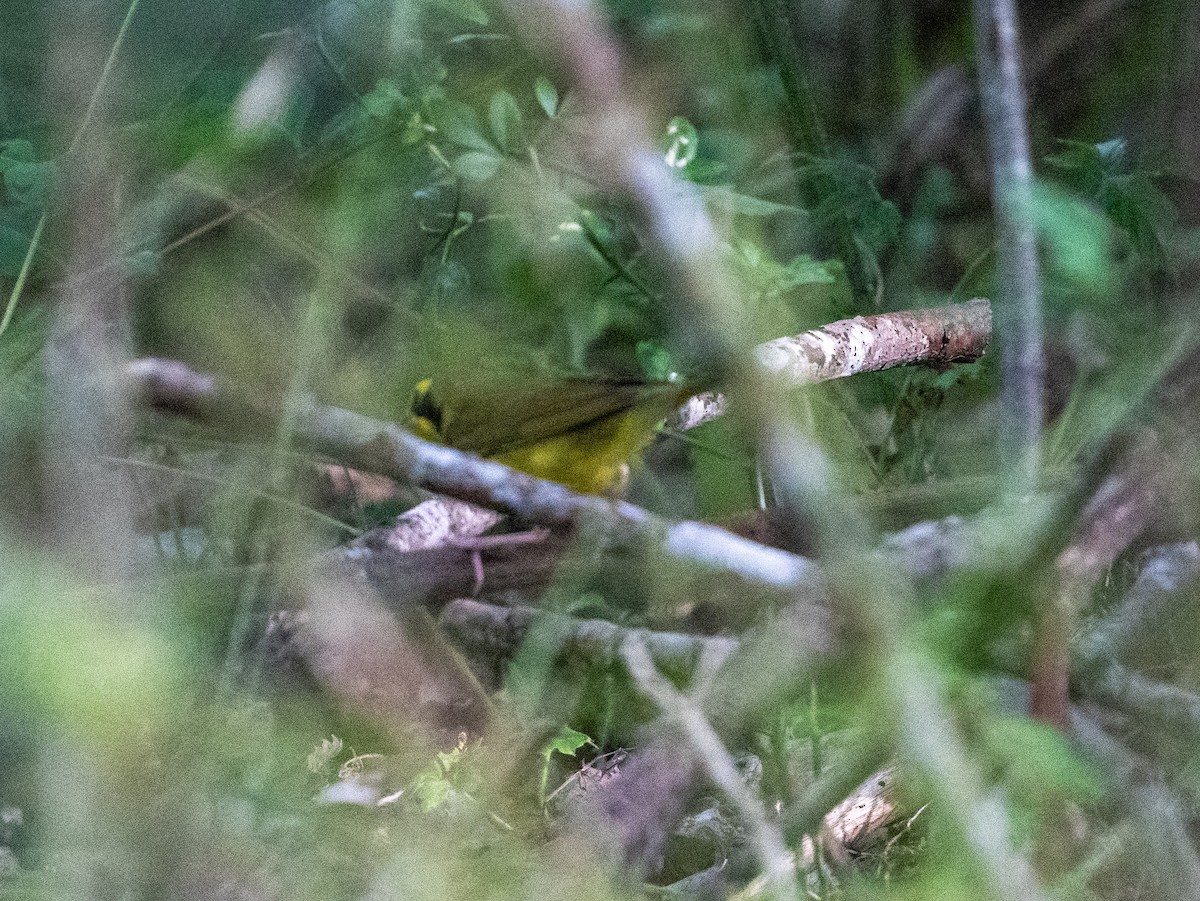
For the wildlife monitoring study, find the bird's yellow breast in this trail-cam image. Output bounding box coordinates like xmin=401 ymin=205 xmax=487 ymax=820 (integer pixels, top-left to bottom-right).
xmin=408 ymin=377 xmax=684 ymax=495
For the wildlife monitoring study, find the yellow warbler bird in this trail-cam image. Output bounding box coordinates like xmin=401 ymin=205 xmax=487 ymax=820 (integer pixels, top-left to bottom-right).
xmin=408 ymin=374 xmax=692 ymax=495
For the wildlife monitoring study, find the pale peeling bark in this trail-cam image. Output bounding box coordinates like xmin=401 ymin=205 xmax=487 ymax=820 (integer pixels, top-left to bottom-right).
xmin=756 ymin=299 xmax=991 ymax=381
xmin=672 ymin=299 xmax=991 ymax=432
xmin=342 ymin=498 xmax=503 ymax=555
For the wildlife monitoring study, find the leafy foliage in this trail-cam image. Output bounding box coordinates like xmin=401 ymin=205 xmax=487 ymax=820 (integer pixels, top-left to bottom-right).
xmin=1045 ymin=138 xmax=1176 ymax=275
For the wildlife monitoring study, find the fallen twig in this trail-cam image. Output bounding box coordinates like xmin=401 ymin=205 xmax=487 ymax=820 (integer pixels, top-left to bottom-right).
xmin=439 ymin=598 xmax=738 ymax=684
xmin=621 ymin=638 xmax=798 ymax=897
xmin=1032 ymin=448 xmax=1172 ymax=728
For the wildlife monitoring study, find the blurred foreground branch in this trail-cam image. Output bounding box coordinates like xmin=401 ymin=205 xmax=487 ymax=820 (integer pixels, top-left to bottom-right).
xmin=972 ymin=0 xmax=1046 ymax=493
xmin=621 ymin=638 xmax=798 ymax=896
xmin=440 ymin=598 xmax=738 ymax=682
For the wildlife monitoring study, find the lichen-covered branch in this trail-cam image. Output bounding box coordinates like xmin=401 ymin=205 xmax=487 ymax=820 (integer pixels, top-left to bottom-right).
xmin=672 ymin=299 xmax=991 ymax=431
xmin=755 ymin=298 xmax=991 ymax=382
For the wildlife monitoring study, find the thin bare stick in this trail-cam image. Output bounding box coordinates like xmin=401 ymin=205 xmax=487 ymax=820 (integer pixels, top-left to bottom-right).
xmin=43 ymin=16 xmax=139 ymax=588
xmin=621 ymin=638 xmax=798 ymax=897
xmin=1032 ymin=446 xmax=1169 ymax=728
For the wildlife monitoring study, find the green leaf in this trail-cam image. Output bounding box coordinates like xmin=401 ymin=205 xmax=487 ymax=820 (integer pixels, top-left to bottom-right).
xmin=447 ymin=32 xmax=509 ymax=45
xmin=544 ymin=725 xmax=593 ymax=760
xmin=1029 ymin=181 xmax=1114 ymax=296
xmin=538 ymin=725 xmax=595 ymax=807
xmin=361 ymin=79 xmax=408 ymax=119
xmin=794 ymin=155 xmax=901 ymax=256
xmin=534 ymin=76 xmax=559 ymax=118
xmin=0 ymin=139 xmax=37 ymax=168
xmin=729 ymin=242 xmax=851 ymax=323
xmin=306 ymin=735 xmax=344 ymax=774
xmin=933 ymin=360 xmax=982 ymax=390
xmin=675 ymin=158 xmax=728 ymax=184
xmin=636 ymin=340 xmax=676 ymax=382
xmin=733 ymin=242 xmax=841 ymax=296
xmin=437 ymin=746 xmax=464 ymax=772
xmin=984 ymin=716 xmax=1102 ymax=803
xmin=3 ymin=161 xmax=52 ymax=206
xmin=776 ymin=254 xmax=840 ymax=289
xmin=401 ymin=111 xmax=428 ymax=145
xmin=408 ymin=770 xmax=454 ymax=811
xmin=452 ymin=151 xmax=501 ymax=181
xmin=488 ymin=89 xmax=524 ymax=155
xmin=0 ymin=141 xmax=53 ymax=207
xmin=0 ymin=223 xmax=34 ymax=276
xmin=692 ymin=415 xmax=758 ymax=519
xmin=701 ymin=185 xmax=807 ymax=218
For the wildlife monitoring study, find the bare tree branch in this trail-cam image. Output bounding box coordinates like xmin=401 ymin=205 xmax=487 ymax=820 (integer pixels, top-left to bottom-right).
xmin=672 ymin=299 xmax=991 ymax=431
xmin=129 ymin=297 xmax=989 ymax=597
xmin=44 ymin=27 xmax=136 ymax=589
